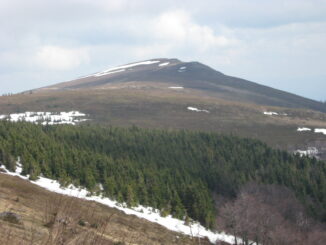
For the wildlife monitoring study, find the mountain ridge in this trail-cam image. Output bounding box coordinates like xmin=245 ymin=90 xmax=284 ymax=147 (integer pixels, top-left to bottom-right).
xmin=32 ymin=58 xmax=326 ymax=113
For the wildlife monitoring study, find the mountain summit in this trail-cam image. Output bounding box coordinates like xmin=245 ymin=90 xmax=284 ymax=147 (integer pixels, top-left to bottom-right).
xmin=36 ymin=58 xmax=325 ymax=112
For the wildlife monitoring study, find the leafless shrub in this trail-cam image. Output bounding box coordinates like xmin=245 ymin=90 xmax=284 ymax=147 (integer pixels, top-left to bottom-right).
xmin=218 ymin=182 xmax=326 ymax=245
xmin=41 ymin=195 xmax=115 ymax=245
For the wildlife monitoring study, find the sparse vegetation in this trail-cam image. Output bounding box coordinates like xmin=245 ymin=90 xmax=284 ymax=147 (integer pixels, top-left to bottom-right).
xmin=218 ymin=183 xmax=326 ymax=245
xmin=0 ymin=212 xmax=21 ymax=224
xmin=0 ymin=173 xmax=207 ymax=245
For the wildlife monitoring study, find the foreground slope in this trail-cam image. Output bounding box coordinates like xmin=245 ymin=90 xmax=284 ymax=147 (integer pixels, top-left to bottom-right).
xmin=0 ymin=173 xmax=212 ymax=245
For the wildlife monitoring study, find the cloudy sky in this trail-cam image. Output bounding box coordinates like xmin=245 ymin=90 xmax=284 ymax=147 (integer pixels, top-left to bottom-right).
xmin=1 ymin=0 xmax=325 ymax=101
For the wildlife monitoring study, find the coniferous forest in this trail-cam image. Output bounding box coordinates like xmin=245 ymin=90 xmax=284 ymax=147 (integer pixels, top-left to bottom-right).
xmin=0 ymin=121 xmax=325 ymax=228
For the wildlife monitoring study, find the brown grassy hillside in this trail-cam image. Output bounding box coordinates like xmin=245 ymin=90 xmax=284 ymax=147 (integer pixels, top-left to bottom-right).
xmin=0 ymin=173 xmax=212 ymax=245
xmin=1 ymin=87 xmax=326 ymax=158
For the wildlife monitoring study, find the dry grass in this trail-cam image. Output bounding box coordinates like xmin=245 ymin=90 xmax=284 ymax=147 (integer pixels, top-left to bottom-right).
xmin=0 ymin=173 xmax=211 ymax=245
xmin=0 ymin=87 xmax=326 ymax=155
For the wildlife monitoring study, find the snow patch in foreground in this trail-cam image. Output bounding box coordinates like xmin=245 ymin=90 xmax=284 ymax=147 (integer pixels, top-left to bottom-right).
xmin=297 ymin=127 xmax=312 ymax=132
xmin=0 ymin=111 xmax=88 ymax=125
xmin=187 ymin=107 xmax=209 ymax=113
xmin=315 ymin=128 xmax=326 ymax=135
xmin=0 ymin=163 xmax=238 ymax=245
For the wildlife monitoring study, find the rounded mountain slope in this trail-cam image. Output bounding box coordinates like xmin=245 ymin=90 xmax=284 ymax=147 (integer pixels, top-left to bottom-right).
xmin=34 ymin=58 xmax=326 ymax=112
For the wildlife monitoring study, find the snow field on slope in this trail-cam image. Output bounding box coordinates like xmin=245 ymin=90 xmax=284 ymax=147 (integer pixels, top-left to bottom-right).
xmin=315 ymin=128 xmax=326 ymax=135
xmin=263 ymin=111 xmax=288 ymax=116
xmin=0 ymin=111 xmax=87 ymax=125
xmin=178 ymin=66 xmax=187 ymax=72
xmin=297 ymin=127 xmax=312 ymax=132
xmin=93 ymin=60 xmax=160 ymax=77
xmin=187 ymin=106 xmax=209 ymax=113
xmin=159 ymin=62 xmax=170 ymax=67
xmin=294 ymin=147 xmax=318 ymax=157
xmin=169 ymin=86 xmax=184 ymax=89
xmin=0 ymin=163 xmax=239 ymax=244
xmin=297 ymin=127 xmax=326 ymax=136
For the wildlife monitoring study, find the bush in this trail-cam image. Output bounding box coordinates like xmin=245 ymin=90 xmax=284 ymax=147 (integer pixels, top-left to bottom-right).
xmin=0 ymin=212 xmax=21 ymax=224
xmin=78 ymin=219 xmax=86 ymax=226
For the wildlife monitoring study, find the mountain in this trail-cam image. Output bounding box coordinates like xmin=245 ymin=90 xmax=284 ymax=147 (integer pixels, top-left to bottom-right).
xmin=35 ymin=58 xmax=326 ymax=113
xmin=1 ymin=58 xmax=326 ymax=160
xmin=1 ymin=58 xmax=326 ymax=244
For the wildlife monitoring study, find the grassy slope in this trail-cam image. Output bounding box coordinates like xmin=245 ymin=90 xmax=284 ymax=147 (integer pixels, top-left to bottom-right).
xmin=1 ymin=87 xmax=326 ymax=154
xmin=38 ymin=59 xmax=326 ymax=113
xmin=0 ymin=173 xmax=212 ymax=245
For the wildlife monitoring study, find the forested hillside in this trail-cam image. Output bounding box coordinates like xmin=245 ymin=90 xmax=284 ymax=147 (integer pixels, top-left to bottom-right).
xmin=0 ymin=121 xmax=325 ymax=228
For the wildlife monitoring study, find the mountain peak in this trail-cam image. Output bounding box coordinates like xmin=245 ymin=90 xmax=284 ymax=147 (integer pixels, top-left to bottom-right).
xmin=32 ymin=58 xmax=326 ymax=113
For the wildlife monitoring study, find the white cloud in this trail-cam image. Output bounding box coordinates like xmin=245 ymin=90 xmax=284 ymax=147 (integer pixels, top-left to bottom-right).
xmin=93 ymin=0 xmax=129 ymax=12
xmin=153 ymin=10 xmax=238 ymax=52
xmin=35 ymin=46 xmax=89 ymax=70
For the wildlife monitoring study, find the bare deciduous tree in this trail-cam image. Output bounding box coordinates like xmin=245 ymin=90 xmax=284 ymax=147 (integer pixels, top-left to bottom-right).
xmin=217 ymin=183 xmax=324 ymax=245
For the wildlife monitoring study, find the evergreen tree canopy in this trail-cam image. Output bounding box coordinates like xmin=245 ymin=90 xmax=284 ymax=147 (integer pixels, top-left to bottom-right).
xmin=0 ymin=121 xmax=325 ymax=228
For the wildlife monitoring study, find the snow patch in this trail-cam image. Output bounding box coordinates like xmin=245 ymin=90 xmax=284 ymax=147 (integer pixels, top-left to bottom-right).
xmin=0 ymin=111 xmax=88 ymax=126
xmin=0 ymin=162 xmax=239 ymax=244
xmin=187 ymin=107 xmax=209 ymax=113
xmin=93 ymin=60 xmax=160 ymax=77
xmin=296 ymin=128 xmax=326 ymax=136
xmin=94 ymin=69 xmax=125 ymax=77
xmin=297 ymin=127 xmax=312 ymax=132
xmin=263 ymin=111 xmax=278 ymax=116
xmin=294 ymin=147 xmax=318 ymax=158
xmin=315 ymin=128 xmax=326 ymax=135
xmin=178 ymin=66 xmax=187 ymax=72
xmin=169 ymin=86 xmax=184 ymax=89
xmin=263 ymin=111 xmax=288 ymax=116
xmin=159 ymin=62 xmax=170 ymax=67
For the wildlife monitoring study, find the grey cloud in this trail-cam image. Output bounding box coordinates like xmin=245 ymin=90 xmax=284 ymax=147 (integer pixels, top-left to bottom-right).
xmin=0 ymin=0 xmax=325 ymax=100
